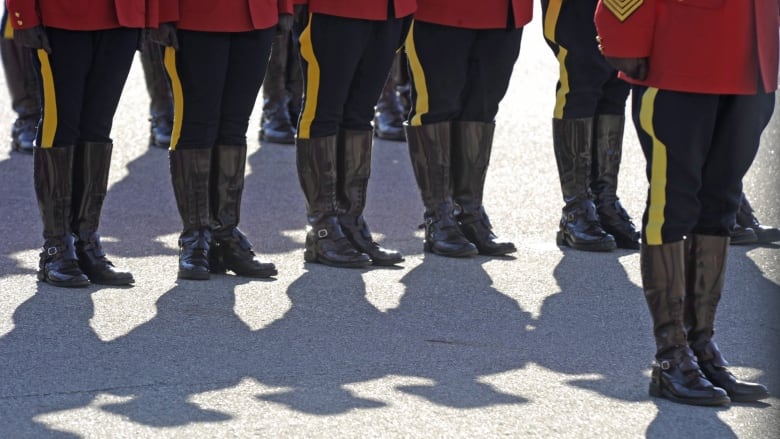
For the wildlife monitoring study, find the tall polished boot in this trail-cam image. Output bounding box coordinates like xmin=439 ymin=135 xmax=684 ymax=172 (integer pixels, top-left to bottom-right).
xmin=260 ymin=32 xmax=295 ymax=144
xmin=373 ymin=61 xmax=406 ymax=141
xmin=34 ymin=146 xmax=89 ymax=287
xmin=553 ymin=118 xmax=616 ymax=251
xmin=735 ymin=193 xmax=780 ymax=244
xmin=170 ymin=148 xmax=213 ymax=280
xmin=2 ymin=34 xmax=40 ymax=154
xmin=297 ymin=135 xmax=371 ymax=268
xmin=141 ymin=41 xmax=173 ymax=149
xmin=685 ymin=234 xmax=769 ymax=402
xmin=337 ymin=130 xmax=403 ymax=265
xmin=72 ymin=141 xmax=134 ymax=285
xmin=451 ymin=121 xmax=516 ymax=256
xmin=405 ymin=122 xmax=477 ymax=257
xmin=209 ymin=145 xmax=277 ymax=278
xmin=591 ymin=114 xmax=640 ymax=249
xmin=642 ymin=241 xmax=730 ymax=406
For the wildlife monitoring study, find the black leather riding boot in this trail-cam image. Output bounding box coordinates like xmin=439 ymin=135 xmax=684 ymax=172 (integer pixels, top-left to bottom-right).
xmin=373 ymin=66 xmax=406 ymax=141
xmin=260 ymin=32 xmax=296 ymax=144
xmin=405 ymin=122 xmax=477 ymax=257
xmin=209 ymin=145 xmax=277 ymax=278
xmin=642 ymin=241 xmax=730 ymax=406
xmin=140 ymin=41 xmax=173 ymax=149
xmin=336 ymin=130 xmax=403 ymax=265
xmin=553 ymin=118 xmax=616 ymax=251
xmin=2 ymin=35 xmax=40 ymax=153
xmin=591 ymin=114 xmax=639 ymax=249
xmin=735 ymin=192 xmax=780 ymax=244
xmin=451 ymin=121 xmax=516 ymax=256
xmin=72 ymin=141 xmax=134 ymax=285
xmin=297 ymin=135 xmax=371 ymax=268
xmin=34 ymin=146 xmax=89 ymax=287
xmin=170 ymin=148 xmax=213 ymax=280
xmin=685 ymin=235 xmax=769 ymax=402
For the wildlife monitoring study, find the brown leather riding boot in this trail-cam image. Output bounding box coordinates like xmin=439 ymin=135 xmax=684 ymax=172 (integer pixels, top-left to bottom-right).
xmin=336 ymin=130 xmax=403 ymax=265
xmin=685 ymin=234 xmax=769 ymax=402
xmin=642 ymin=241 xmax=730 ymax=406
xmin=451 ymin=121 xmax=516 ymax=256
xmin=297 ymin=135 xmax=371 ymax=268
xmin=209 ymin=145 xmax=277 ymax=278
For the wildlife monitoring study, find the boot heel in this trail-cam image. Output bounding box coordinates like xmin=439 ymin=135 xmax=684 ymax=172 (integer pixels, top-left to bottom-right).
xmin=303 ymin=247 xmax=318 ymax=263
xmin=648 ymin=380 xmax=662 ymax=397
xmin=556 ymin=231 xmax=567 ymax=246
xmin=423 ymin=240 xmax=434 ymax=253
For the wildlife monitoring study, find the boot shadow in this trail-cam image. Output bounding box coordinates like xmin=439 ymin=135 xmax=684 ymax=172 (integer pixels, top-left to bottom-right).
xmin=388 ymin=256 xmax=531 ymax=408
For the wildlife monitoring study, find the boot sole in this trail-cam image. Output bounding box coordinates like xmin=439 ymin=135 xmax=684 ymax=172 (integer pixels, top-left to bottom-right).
xmin=38 ymin=271 xmax=91 ymax=288
xmin=614 ymin=237 xmax=640 ymax=250
xmin=556 ymin=231 xmax=617 ymax=252
xmin=727 ymin=391 xmax=770 ymax=403
xmin=304 ymin=251 xmax=371 ymax=269
xmin=178 ymin=270 xmax=210 ymax=281
xmin=88 ymin=277 xmax=135 ymax=286
xmin=755 ymin=228 xmax=780 ymax=244
xmin=371 ymin=257 xmax=405 ymax=266
xmin=424 ymin=243 xmax=479 ymax=258
xmin=477 ymin=245 xmax=517 ymax=256
xmin=649 ymin=383 xmax=731 ymax=406
xmin=230 ymin=268 xmax=278 ymax=278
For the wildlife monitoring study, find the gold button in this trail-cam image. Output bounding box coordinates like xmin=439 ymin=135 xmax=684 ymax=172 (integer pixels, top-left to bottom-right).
xmin=14 ymin=12 xmax=20 ymax=17
xmin=17 ymin=20 xmax=23 ymax=26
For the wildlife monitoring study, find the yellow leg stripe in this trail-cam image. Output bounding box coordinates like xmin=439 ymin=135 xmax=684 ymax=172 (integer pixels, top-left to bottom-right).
xmin=37 ymin=49 xmax=57 ymax=148
xmin=297 ymin=14 xmax=320 ymax=140
xmin=553 ymin=47 xmax=569 ymax=119
xmin=543 ymin=0 xmax=563 ymax=42
xmin=543 ymin=1 xmax=568 ymax=119
xmin=3 ymin=15 xmax=13 ymax=39
xmin=405 ymin=21 xmax=428 ymax=127
xmin=163 ymin=46 xmax=183 ymax=151
xmin=639 ymin=87 xmax=667 ymax=245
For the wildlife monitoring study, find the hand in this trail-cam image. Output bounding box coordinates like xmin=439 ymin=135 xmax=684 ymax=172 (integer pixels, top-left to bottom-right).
xmin=148 ymin=22 xmax=179 ymax=50
xmin=13 ymin=26 xmax=52 ymax=53
xmin=277 ymin=14 xmax=293 ymax=34
xmin=605 ymin=57 xmax=648 ymax=81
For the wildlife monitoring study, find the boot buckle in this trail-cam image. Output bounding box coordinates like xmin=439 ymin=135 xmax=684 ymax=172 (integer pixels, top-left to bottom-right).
xmin=317 ymin=229 xmax=329 ymax=238
xmin=47 ymin=247 xmax=58 ymax=256
xmin=659 ymin=360 xmax=671 ymax=370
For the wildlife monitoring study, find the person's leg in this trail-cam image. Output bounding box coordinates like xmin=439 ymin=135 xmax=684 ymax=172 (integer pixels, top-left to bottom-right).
xmin=592 ymin=73 xmax=639 ymax=249
xmin=164 ymin=30 xmax=230 ymax=280
xmin=542 ymin=0 xmax=616 ymax=251
xmin=72 ymin=27 xmax=138 ymax=285
xmin=32 ymin=28 xmax=93 ymax=287
xmin=404 ymin=20 xmax=477 ymax=257
xmin=336 ymin=16 xmax=408 ymax=265
xmin=631 ymin=85 xmax=730 ymax=406
xmin=209 ymin=28 xmax=277 ymax=278
xmin=260 ymin=29 xmax=296 ymax=144
xmin=295 ymin=13 xmax=374 ymax=267
xmin=450 ymin=27 xmax=522 ymax=256
xmin=140 ymin=40 xmax=173 ymax=149
xmin=1 ymin=23 xmax=40 ymax=153
xmin=683 ymin=92 xmax=773 ymax=402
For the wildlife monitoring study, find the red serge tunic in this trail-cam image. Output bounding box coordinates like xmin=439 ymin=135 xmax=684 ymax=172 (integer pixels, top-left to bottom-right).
xmin=6 ymin=0 xmax=158 ymax=30
xmin=414 ymin=0 xmax=532 ymax=29
xmin=159 ymin=0 xmax=293 ymax=32
xmin=595 ymin=0 xmax=780 ymax=94
xmin=304 ymin=0 xmax=416 ymax=20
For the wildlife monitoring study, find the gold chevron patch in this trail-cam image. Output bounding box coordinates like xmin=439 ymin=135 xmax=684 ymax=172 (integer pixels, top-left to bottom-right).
xmin=603 ymin=0 xmax=643 ymax=22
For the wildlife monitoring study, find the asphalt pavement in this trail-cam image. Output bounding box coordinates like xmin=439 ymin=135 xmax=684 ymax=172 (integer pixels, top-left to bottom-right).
xmin=0 ymin=14 xmax=778 ymax=439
